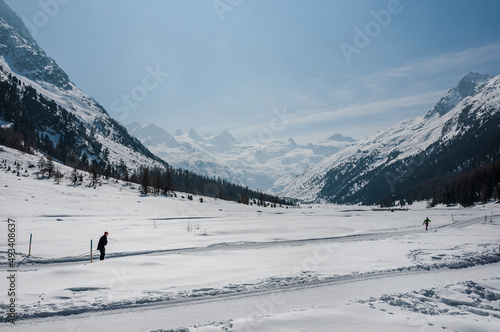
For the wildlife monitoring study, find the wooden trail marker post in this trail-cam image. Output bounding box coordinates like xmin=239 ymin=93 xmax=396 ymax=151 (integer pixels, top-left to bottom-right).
xmin=28 ymin=233 xmax=32 ymax=256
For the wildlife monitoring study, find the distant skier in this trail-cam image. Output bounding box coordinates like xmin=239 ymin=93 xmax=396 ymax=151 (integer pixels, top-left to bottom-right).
xmin=423 ymin=217 xmax=431 ymax=231
xmin=97 ymin=231 xmax=108 ymax=260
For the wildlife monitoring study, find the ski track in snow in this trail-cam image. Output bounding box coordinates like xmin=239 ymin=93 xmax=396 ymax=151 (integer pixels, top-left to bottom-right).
xmin=5 ymin=265 xmax=500 ymax=331
xmin=2 ymin=213 xmax=493 ymax=267
xmin=3 ymin=214 xmax=499 ymax=324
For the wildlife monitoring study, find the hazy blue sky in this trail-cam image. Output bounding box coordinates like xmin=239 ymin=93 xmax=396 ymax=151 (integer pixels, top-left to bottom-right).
xmin=5 ymin=0 xmax=500 ymax=144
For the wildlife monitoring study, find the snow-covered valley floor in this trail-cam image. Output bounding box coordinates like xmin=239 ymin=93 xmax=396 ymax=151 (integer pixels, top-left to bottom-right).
xmin=0 ymin=146 xmax=499 ymax=331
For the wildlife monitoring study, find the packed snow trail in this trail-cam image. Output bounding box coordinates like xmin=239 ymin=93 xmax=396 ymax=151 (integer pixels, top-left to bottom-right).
xmin=7 ymin=214 xmax=492 ymax=268
xmin=5 ymin=264 xmax=499 ymax=331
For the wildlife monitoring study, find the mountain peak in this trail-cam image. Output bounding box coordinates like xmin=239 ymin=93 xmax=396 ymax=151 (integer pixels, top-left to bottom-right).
xmin=0 ymin=0 xmax=73 ymax=90
xmin=126 ymin=122 xmax=179 ymax=148
xmin=0 ymin=0 xmax=34 ymax=43
xmin=327 ymin=133 xmax=355 ymax=143
xmin=141 ymin=122 xmax=161 ymax=130
xmin=426 ymin=72 xmax=491 ymax=118
xmin=456 ymin=72 xmax=492 ymax=95
xmin=126 ymin=122 xmax=141 ymax=131
xmin=188 ymin=128 xmax=202 ymax=141
xmin=215 ymin=130 xmax=236 ymax=142
xmin=208 ymin=130 xmax=237 ymax=151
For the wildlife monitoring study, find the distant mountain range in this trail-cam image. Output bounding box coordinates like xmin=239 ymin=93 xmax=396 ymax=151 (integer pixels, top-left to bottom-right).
xmin=282 ymin=72 xmax=500 ymax=204
xmin=126 ymin=122 xmax=354 ymax=193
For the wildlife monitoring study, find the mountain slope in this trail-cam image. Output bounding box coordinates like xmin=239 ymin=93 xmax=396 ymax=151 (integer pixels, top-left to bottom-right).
xmin=0 ymin=0 xmax=164 ymax=172
xmin=126 ymin=123 xmax=354 ymax=193
xmin=426 ymin=72 xmax=491 ymax=118
xmin=0 ymin=1 xmax=71 ymax=90
xmin=283 ymin=72 xmax=500 ymax=204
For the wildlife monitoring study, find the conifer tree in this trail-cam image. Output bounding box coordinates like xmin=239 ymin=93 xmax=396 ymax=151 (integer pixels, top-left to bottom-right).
xmin=141 ymin=168 xmax=150 ymax=195
xmin=71 ymin=168 xmax=79 ymax=186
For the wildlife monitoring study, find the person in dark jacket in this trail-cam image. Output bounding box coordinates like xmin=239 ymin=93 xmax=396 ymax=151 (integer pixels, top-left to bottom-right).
xmin=423 ymin=217 xmax=431 ymax=231
xmin=97 ymin=231 xmax=108 ymax=260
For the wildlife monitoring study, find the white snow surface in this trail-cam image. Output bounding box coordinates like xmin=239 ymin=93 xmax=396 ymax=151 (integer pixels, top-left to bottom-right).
xmin=0 ymin=146 xmax=499 ymax=331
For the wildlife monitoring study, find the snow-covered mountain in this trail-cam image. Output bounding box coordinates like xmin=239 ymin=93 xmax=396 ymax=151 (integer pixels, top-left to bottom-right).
xmin=283 ymin=72 xmax=500 ymax=204
xmin=0 ymin=0 xmax=327 ymax=202
xmin=0 ymin=0 xmax=164 ymax=172
xmin=0 ymin=0 xmax=71 ymax=90
xmin=126 ymin=122 xmax=354 ymax=193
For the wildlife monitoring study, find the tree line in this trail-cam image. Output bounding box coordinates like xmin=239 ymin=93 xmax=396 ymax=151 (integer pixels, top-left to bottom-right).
xmin=135 ymin=165 xmax=292 ymax=206
xmin=379 ymin=158 xmax=500 ymax=207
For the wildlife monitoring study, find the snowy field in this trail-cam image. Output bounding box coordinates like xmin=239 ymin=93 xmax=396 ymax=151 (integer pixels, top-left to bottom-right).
xmin=0 ymin=146 xmax=499 ymax=331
